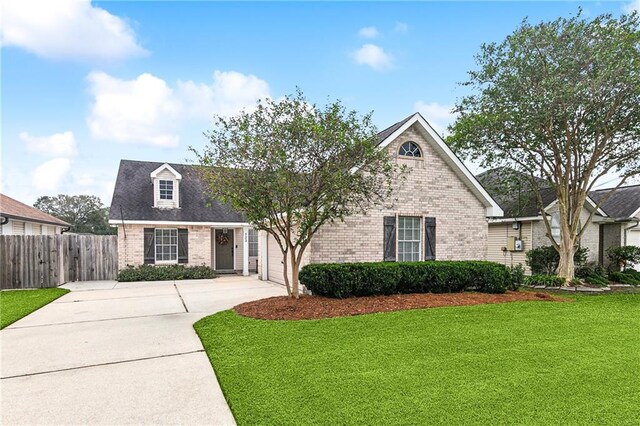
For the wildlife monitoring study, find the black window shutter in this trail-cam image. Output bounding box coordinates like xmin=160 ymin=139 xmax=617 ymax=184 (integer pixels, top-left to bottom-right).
xmin=144 ymin=228 xmax=155 ymax=264
xmin=425 ymin=217 xmax=436 ymax=260
xmin=178 ymin=229 xmax=188 ymax=264
xmin=383 ymin=216 xmax=396 ymax=261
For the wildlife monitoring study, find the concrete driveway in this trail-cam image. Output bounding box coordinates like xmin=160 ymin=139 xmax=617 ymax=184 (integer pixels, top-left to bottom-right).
xmin=0 ymin=275 xmax=285 ymax=425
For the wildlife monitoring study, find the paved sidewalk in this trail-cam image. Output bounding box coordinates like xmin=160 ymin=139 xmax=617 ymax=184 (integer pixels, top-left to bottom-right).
xmin=1 ymin=276 xmax=285 ymax=425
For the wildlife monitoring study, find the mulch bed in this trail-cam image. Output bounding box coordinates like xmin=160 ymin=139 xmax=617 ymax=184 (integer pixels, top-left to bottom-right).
xmin=234 ymin=291 xmax=568 ymax=320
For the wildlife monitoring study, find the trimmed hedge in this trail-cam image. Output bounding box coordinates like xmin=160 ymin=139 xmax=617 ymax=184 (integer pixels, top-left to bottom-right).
xmin=298 ymin=261 xmax=511 ymax=298
xmin=610 ymin=271 xmax=640 ymax=285
xmin=524 ymin=274 xmax=565 ymax=287
xmin=117 ymin=264 xmax=216 ymax=282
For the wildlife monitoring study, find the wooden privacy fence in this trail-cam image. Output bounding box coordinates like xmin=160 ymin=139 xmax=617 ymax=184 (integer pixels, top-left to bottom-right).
xmin=0 ymin=235 xmax=118 ymax=289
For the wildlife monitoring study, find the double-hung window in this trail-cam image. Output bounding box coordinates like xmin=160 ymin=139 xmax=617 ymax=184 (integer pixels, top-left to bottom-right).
xmin=159 ymin=180 xmax=174 ymax=200
xmin=550 ymin=213 xmax=561 ymax=243
xmin=248 ymin=229 xmax=258 ymax=257
xmin=398 ymin=216 xmax=421 ymax=261
xmin=155 ymin=228 xmax=178 ymax=262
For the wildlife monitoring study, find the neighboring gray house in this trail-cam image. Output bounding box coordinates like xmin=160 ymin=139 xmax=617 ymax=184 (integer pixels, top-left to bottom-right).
xmin=477 ymin=168 xmax=640 ymax=272
xmin=108 ymin=160 xmax=259 ymax=275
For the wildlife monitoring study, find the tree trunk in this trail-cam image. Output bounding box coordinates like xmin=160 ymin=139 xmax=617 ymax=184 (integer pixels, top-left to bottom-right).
xmin=281 ymin=252 xmax=292 ymax=297
xmin=556 ymin=242 xmax=575 ymax=284
xmin=290 ymin=249 xmax=300 ymax=299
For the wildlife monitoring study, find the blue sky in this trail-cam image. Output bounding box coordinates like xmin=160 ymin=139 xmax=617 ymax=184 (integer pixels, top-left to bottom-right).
xmin=2 ymin=0 xmax=638 ymax=205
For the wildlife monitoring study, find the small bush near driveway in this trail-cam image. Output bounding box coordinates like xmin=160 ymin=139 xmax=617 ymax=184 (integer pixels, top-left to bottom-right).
xmin=299 ymin=261 xmax=510 ymax=298
xmin=1 ymin=288 xmax=69 ymax=329
xmin=117 ymin=264 xmax=216 ymax=282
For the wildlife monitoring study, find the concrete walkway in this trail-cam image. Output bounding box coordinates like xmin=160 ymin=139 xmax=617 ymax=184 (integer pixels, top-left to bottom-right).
xmin=1 ymin=276 xmax=286 ymax=425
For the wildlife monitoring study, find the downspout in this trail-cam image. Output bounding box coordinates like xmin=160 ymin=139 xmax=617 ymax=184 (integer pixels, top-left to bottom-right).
xmin=61 ymin=226 xmax=71 ymax=234
xmin=0 ymin=216 xmax=8 ymax=225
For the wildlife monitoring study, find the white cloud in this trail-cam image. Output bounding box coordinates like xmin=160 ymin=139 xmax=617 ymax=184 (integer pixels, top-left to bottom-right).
xmin=395 ymin=22 xmax=409 ymax=33
xmin=86 ymin=70 xmax=271 ymax=147
xmin=358 ymin=26 xmax=379 ymax=38
xmin=414 ymin=101 xmax=457 ymax=135
xmin=177 ymin=70 xmax=271 ymax=118
xmin=353 ymin=44 xmax=393 ymax=71
xmin=87 ymin=71 xmax=182 ymax=147
xmin=0 ymin=0 xmax=146 ymax=61
xmin=19 ymin=131 xmax=77 ymax=157
xmin=32 ymin=158 xmax=72 ymax=192
xmin=623 ymin=0 xmax=640 ymax=13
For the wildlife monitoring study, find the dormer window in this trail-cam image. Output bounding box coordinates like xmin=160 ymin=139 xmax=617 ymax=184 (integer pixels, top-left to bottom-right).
xmin=151 ymin=163 xmax=182 ymax=209
xmin=159 ymin=180 xmax=174 ymax=200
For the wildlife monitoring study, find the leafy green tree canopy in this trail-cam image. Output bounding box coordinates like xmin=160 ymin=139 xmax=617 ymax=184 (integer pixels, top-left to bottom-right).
xmin=34 ymin=194 xmax=115 ymax=235
xmin=192 ymin=90 xmax=399 ymax=297
xmin=448 ymin=11 xmax=640 ymax=281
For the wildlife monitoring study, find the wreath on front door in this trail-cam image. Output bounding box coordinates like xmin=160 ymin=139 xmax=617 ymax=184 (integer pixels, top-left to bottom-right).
xmin=216 ymin=233 xmax=230 ymax=246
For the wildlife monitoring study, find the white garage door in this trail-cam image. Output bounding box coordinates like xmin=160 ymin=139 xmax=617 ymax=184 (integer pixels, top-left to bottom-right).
xmin=266 ymin=234 xmax=287 ymax=285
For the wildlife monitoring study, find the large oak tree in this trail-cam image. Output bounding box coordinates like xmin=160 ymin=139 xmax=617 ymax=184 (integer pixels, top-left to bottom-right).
xmin=448 ymin=12 xmax=640 ymax=281
xmin=193 ymin=91 xmax=400 ymax=297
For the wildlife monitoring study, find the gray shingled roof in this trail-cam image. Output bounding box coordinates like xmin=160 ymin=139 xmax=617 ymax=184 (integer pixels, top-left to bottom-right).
xmin=376 ymin=114 xmax=414 ymax=144
xmin=589 ymin=185 xmax=640 ymax=219
xmin=476 ymin=168 xmax=556 ymax=218
xmin=108 ymin=160 xmax=246 ymax=223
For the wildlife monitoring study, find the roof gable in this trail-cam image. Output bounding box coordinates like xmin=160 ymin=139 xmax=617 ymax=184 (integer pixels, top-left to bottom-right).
xmin=377 ymin=113 xmax=504 ymax=217
xmin=590 ymin=184 xmax=640 ymax=219
xmin=150 ymin=163 xmax=182 ymax=180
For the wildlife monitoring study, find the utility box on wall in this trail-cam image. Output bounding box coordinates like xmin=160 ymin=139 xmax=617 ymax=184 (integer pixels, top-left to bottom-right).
xmin=507 ymin=236 xmax=524 ymax=252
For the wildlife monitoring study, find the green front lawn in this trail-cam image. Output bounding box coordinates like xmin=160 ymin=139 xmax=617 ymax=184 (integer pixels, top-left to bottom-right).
xmin=1 ymin=288 xmax=69 ymax=329
xmin=195 ymin=294 xmax=640 ymax=425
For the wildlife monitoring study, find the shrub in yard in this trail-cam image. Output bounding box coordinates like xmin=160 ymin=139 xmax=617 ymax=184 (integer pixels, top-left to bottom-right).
xmin=299 ymin=261 xmax=510 ymax=298
xmin=584 ymin=275 xmax=609 ymax=287
xmin=524 ymin=274 xmax=566 ymax=287
xmin=509 ymin=264 xmax=525 ymax=291
xmin=575 ymin=262 xmax=607 ymax=280
xmin=117 ymin=264 xmax=216 ymax=282
xmin=526 ymin=245 xmax=588 ymax=275
xmin=609 ymin=271 xmax=640 ymax=285
xmin=606 ymin=246 xmax=640 ymax=271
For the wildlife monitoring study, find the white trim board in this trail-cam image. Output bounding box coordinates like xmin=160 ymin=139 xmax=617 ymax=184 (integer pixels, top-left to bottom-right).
xmin=150 ymin=163 xmax=182 ymax=180
xmin=377 ymin=112 xmax=504 ymax=217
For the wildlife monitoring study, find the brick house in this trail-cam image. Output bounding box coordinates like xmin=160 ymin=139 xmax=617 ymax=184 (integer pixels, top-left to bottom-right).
xmin=109 ymin=113 xmax=504 ymax=282
xmin=259 ymin=113 xmax=503 ymax=285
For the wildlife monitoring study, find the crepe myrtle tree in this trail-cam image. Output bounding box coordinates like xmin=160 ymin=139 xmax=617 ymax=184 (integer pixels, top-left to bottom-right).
xmin=192 ymin=90 xmax=400 ymax=298
xmin=447 ymin=11 xmax=640 ymax=283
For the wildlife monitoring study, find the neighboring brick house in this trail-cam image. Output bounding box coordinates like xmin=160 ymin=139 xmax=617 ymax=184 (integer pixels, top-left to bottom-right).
xmin=0 ymin=193 xmax=69 ymax=235
xmin=259 ymin=113 xmax=504 ymax=285
xmin=477 ymin=168 xmax=640 ymax=272
xmin=108 ymin=161 xmax=258 ymax=275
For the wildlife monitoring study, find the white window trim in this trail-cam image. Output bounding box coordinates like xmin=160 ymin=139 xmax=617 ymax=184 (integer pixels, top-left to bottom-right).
xmin=398 ymin=141 xmax=423 ymax=158
xmin=397 ymin=216 xmax=422 ymax=262
xmin=155 ymin=228 xmax=179 ymax=264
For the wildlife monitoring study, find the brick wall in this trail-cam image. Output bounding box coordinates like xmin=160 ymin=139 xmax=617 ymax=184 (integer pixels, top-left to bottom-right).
xmin=309 ymin=124 xmax=489 ymax=263
xmin=117 ymin=224 xmax=211 ymax=269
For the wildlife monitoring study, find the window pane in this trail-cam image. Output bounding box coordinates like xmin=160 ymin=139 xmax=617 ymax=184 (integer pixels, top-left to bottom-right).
xmin=398 ymin=216 xmax=421 ymax=261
